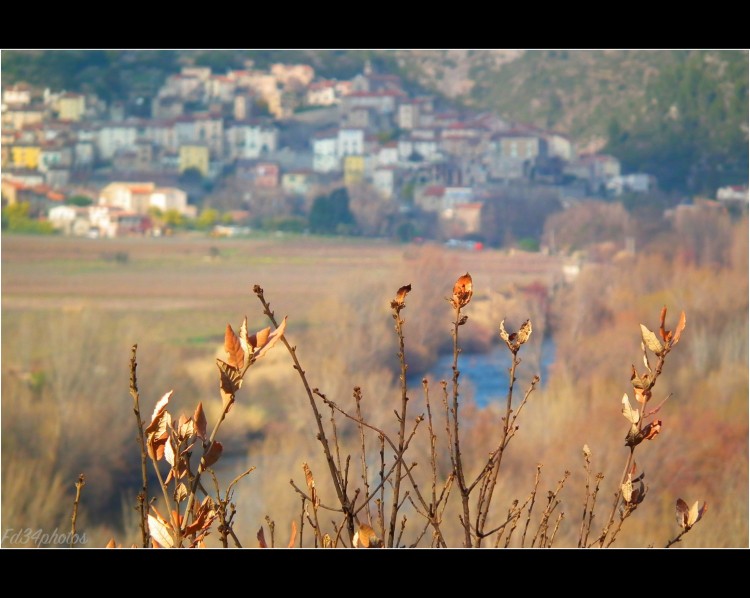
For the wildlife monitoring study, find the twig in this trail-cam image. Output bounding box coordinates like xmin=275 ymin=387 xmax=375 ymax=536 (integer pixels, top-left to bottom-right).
xmin=388 ymin=297 xmax=410 ymax=548
xmin=449 ymin=302 xmax=472 ymax=547
xmin=548 ymin=512 xmax=564 ymax=547
xmin=320 ymin=393 xmax=446 ymax=547
xmin=128 ymin=344 xmax=150 ymax=548
xmin=378 ymin=434 xmax=386 ymax=541
xmin=70 ymin=473 xmax=85 ymax=548
xmin=531 ymin=471 xmax=569 ymax=548
xmin=354 ymin=388 xmax=372 ymax=527
xmin=265 ymin=515 xmax=275 ymax=548
xmin=581 ymin=471 xmax=604 ymax=548
xmin=665 ymin=529 xmax=689 ymax=548
xmin=254 ymin=284 xmax=355 ymax=542
xmin=521 ymin=464 xmax=543 ymax=548
xmin=578 ymin=447 xmax=593 ymax=548
xmin=597 ymin=347 xmax=670 ymax=547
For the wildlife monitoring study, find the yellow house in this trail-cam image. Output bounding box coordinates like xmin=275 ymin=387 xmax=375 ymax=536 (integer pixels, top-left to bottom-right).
xmin=58 ymin=93 xmax=86 ymax=121
xmin=179 ymin=144 xmax=209 ymax=177
xmin=10 ymin=144 xmax=42 ymax=169
xmin=343 ymin=155 xmax=365 ymax=186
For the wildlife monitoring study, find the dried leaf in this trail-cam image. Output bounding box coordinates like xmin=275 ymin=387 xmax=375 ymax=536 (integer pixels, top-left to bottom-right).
xmin=621 ymin=393 xmax=640 ymax=424
xmin=641 ymin=419 xmax=662 ymax=441
xmin=303 ymin=462 xmax=318 ymax=507
xmin=178 ymin=417 xmax=196 ymax=440
xmin=203 ymin=441 xmax=223 ymax=468
xmin=250 ymin=326 xmax=271 ymax=351
xmin=193 ymin=402 xmax=207 ymax=441
xmin=622 ymin=475 xmax=633 ymax=503
xmin=640 ymin=324 xmax=664 ymax=356
xmin=634 ymin=388 xmax=648 ymax=405
xmin=164 ymin=436 xmax=176 ymax=467
xmin=624 ymin=424 xmax=641 ymax=447
xmin=257 ymin=527 xmax=268 ymax=548
xmin=659 ymin=306 xmax=669 ymax=342
xmin=687 ymin=500 xmax=708 ymax=527
xmin=175 ymin=482 xmax=188 ymax=503
xmin=148 ymin=433 xmax=169 ymax=461
xmin=254 ymin=317 xmax=287 ymax=361
xmin=676 ymin=498 xmax=690 ymax=529
xmin=105 ymin=537 xmax=117 ymax=548
xmin=224 ymin=323 xmax=245 ymax=370
xmin=672 ymin=311 xmax=686 ymax=346
xmin=393 ymin=284 xmax=411 ymax=307
xmin=185 ymin=498 xmax=217 ymax=537
xmin=353 ymin=523 xmax=382 ymax=548
xmin=216 ymin=359 xmax=242 ymax=395
xmin=238 ymin=316 xmax=251 ymax=364
xmin=630 ymin=478 xmax=646 ymax=505
xmin=148 ymin=514 xmax=174 ymax=548
xmin=146 ymin=390 xmax=173 ymax=435
xmin=499 ymin=319 xmax=510 ymax=344
xmin=631 ymin=365 xmax=650 ymax=390
xmin=288 ymin=520 xmax=297 ymax=548
xmin=451 ymin=272 xmax=473 ymax=309
xmin=517 ymin=319 xmax=532 ymax=345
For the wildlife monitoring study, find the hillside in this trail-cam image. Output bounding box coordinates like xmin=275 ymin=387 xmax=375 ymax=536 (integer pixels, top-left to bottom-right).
xmin=2 ymin=49 xmax=747 ymax=193
xmin=388 ymin=49 xmax=749 ymax=193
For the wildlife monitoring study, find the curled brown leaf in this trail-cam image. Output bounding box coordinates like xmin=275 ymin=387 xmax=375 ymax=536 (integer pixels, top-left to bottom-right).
xmin=517 ymin=319 xmax=532 ymax=345
xmin=641 ymin=419 xmax=662 ymax=441
xmin=392 ymin=284 xmax=412 ymax=307
xmin=450 ymin=272 xmax=473 ymax=309
xmin=672 ymin=311 xmax=687 ymax=347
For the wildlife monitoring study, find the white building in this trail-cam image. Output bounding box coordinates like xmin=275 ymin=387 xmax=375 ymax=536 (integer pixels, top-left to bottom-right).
xmin=313 ymin=132 xmax=340 ymax=173
xmin=97 ymin=121 xmax=138 ymax=160
xmin=337 ymin=128 xmax=365 ymax=158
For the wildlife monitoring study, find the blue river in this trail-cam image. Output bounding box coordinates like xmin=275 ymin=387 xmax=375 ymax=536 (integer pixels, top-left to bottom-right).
xmin=419 ymin=336 xmax=556 ymax=408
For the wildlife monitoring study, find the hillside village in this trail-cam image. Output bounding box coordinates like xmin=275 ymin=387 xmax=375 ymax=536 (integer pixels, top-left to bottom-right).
xmin=2 ymin=59 xmax=747 ymax=243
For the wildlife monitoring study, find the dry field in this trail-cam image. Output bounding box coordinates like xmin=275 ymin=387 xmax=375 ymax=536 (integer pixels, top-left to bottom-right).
xmin=1 ymin=233 xmax=565 ymax=315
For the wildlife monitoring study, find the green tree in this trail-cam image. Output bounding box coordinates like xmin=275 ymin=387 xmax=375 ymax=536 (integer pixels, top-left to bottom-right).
xmin=65 ymin=195 xmax=93 ymax=207
xmin=2 ymin=203 xmax=56 ymax=234
xmin=196 ymin=208 xmax=219 ymax=230
xmin=163 ymin=209 xmax=186 ymax=229
xmin=308 ymin=188 xmax=357 ymax=235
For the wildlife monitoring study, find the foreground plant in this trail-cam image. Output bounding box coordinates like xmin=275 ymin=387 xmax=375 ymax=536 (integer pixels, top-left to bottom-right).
xmin=112 ymin=316 xmax=286 ymax=548
xmin=100 ymin=276 xmax=703 ymax=547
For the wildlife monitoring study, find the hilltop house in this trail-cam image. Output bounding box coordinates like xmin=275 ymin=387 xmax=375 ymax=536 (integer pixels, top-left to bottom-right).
xmin=98 ymin=181 xmax=193 ymax=216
